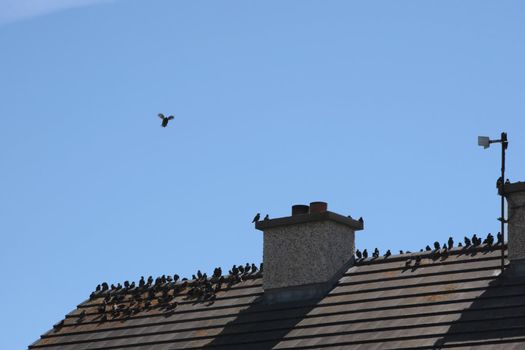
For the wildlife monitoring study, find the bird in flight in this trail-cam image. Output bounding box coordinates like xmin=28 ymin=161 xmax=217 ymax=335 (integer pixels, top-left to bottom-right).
xmin=158 ymin=113 xmax=174 ymax=128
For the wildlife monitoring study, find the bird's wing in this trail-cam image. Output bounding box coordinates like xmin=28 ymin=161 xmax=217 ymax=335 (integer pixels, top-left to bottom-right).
xmin=158 ymin=113 xmax=165 ymax=119
xmin=167 ymin=115 xmax=175 ymax=120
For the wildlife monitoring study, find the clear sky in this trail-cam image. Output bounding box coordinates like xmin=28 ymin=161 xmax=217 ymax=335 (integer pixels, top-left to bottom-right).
xmin=1 ymin=1 xmax=524 ymax=348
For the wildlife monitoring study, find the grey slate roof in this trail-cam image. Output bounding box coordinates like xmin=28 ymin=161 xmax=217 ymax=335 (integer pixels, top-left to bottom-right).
xmin=30 ymin=244 xmax=525 ymax=350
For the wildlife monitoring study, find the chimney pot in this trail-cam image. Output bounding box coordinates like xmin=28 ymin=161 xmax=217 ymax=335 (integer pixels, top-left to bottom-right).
xmin=291 ymin=205 xmax=309 ymax=216
xmin=309 ymin=201 xmax=328 ymax=213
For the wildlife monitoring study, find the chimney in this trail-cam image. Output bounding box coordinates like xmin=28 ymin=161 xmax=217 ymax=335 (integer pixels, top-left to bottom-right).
xmin=504 ymin=182 xmax=525 ymax=274
xmin=255 ymin=202 xmax=363 ymax=303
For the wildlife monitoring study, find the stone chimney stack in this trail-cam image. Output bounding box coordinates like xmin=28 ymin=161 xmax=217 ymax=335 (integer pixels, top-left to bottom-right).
xmin=504 ymin=182 xmax=525 ymax=274
xmin=255 ymin=202 xmax=363 ymax=303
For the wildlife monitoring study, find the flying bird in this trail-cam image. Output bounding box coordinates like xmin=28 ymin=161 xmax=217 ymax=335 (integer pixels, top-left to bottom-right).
xmin=158 ymin=113 xmax=174 ymax=128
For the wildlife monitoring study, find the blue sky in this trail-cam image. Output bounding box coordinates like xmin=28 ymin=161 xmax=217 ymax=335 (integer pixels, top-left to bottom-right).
xmin=1 ymin=1 xmax=524 ymax=348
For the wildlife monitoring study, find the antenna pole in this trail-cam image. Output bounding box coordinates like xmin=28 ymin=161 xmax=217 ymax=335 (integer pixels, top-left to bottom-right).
xmin=500 ymin=132 xmax=508 ymax=272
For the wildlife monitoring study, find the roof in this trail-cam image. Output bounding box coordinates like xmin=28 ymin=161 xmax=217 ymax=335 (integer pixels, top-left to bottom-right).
xmin=30 ymin=243 xmax=525 ymax=350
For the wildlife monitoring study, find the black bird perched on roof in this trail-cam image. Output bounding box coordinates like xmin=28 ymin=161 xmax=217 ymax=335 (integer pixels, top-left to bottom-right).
xmin=197 ymin=270 xmax=203 ymax=279
xmin=358 ymin=217 xmax=364 ymax=224
xmin=496 ymin=176 xmax=503 ymax=189
xmin=173 ymin=274 xmax=180 ymax=283
xmin=355 ymin=249 xmax=362 ymax=259
xmin=485 ymin=233 xmax=494 ymax=246
xmin=252 ymin=213 xmax=261 ymax=223
xmin=497 ymin=232 xmax=503 ymax=244
xmin=425 ymin=245 xmax=432 ymax=251
xmin=158 ymin=113 xmax=174 ymax=128
xmin=433 ymin=241 xmax=440 ymax=250
xmin=372 ymin=248 xmax=379 ymax=258
xmin=264 ymin=214 xmax=269 ymax=221
xmin=251 ymin=263 xmax=258 ymax=272
xmin=448 ymin=237 xmax=454 ymax=250
xmin=362 ymin=249 xmax=368 ymax=259
xmin=399 ymin=250 xmax=404 ymax=254
xmin=464 ymin=237 xmax=471 ymax=247
xmin=458 ymin=242 xmax=463 ymax=247
xmin=384 ymin=250 xmax=391 ymax=258
xmin=472 ymin=234 xmax=480 ymax=246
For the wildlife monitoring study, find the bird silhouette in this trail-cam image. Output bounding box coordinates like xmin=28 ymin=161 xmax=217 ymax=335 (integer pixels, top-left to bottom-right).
xmin=158 ymin=113 xmax=174 ymax=128
xmin=425 ymin=245 xmax=432 ymax=251
xmin=485 ymin=233 xmax=494 ymax=246
xmin=252 ymin=213 xmax=261 ymax=223
xmin=264 ymin=214 xmax=270 ymax=221
xmin=373 ymin=248 xmax=379 ymax=258
xmin=384 ymin=250 xmax=391 ymax=258
xmin=362 ymin=249 xmax=368 ymax=259
xmin=355 ymin=249 xmax=362 ymax=259
xmin=448 ymin=237 xmax=454 ymax=250
xmin=433 ymin=241 xmax=440 ymax=250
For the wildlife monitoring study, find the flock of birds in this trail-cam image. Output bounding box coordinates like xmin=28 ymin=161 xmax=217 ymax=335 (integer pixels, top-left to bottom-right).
xmin=60 ymin=222 xmax=501 ymax=331
xmin=65 ymin=262 xmax=263 ymax=329
xmin=355 ymin=232 xmax=503 ymax=267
